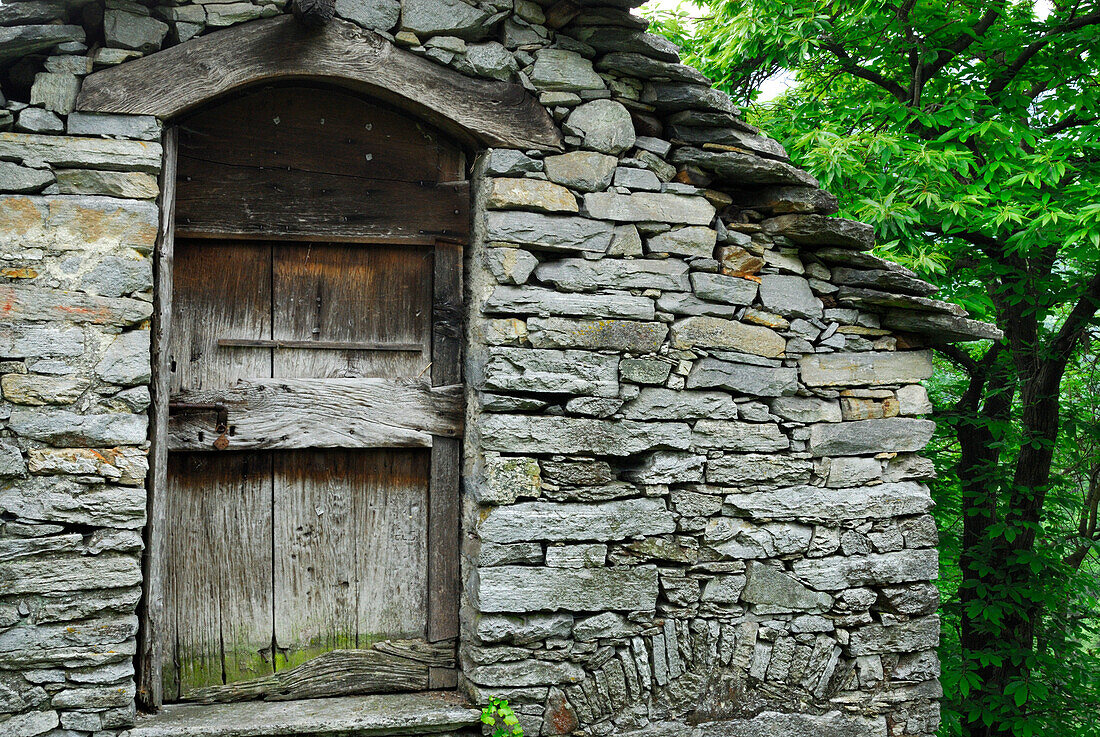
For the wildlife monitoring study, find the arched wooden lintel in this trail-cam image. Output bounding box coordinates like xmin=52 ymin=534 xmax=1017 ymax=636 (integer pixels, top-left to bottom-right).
xmin=75 ymin=15 xmax=563 ymax=152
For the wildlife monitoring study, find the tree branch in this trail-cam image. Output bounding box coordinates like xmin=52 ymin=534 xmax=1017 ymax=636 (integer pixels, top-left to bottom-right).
xmin=988 ymin=9 xmax=1100 ymax=96
xmin=821 ymin=39 xmax=910 ymax=102
xmin=1049 ymin=269 xmax=1100 ymax=369
xmin=916 ymin=2 xmax=1006 ymax=96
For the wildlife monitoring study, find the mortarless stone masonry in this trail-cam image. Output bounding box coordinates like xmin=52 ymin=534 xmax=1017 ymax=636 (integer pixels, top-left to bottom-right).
xmin=0 ymin=1 xmax=998 ymax=735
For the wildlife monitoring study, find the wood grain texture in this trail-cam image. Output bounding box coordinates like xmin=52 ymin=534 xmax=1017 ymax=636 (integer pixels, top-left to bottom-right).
xmin=164 ymin=452 xmax=275 ymax=701
xmin=167 ymin=378 xmax=463 ymax=451
xmin=139 ymin=126 xmax=178 ymax=711
xmin=270 ymin=244 xmax=433 ymax=380
xmin=75 ymin=15 xmax=562 ymax=151
xmin=427 ymin=242 xmax=462 ymax=661
xmin=185 ymin=640 xmax=455 ymax=703
xmin=272 ymin=450 xmax=430 ymax=672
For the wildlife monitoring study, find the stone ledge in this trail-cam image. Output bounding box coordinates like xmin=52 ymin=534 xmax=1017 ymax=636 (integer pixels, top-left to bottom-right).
xmin=121 ymin=693 xmax=482 ymax=737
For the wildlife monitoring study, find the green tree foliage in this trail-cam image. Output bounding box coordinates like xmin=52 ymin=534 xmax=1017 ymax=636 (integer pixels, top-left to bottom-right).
xmin=646 ymin=2 xmax=1100 ymax=736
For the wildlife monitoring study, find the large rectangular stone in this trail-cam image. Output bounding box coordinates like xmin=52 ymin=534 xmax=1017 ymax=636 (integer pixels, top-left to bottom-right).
xmin=485 ymin=286 xmax=655 ymax=320
xmin=0 ymin=195 xmax=159 ymax=254
xmin=687 ymin=358 xmax=799 ymax=397
xmin=527 ymin=317 xmax=667 ymax=352
xmin=808 ymin=418 xmax=935 ymax=456
xmin=0 ymin=133 xmax=162 ymax=172
xmin=0 ymin=325 xmax=84 ymax=358
xmin=692 ymin=711 xmax=887 ymax=737
xmin=534 ymin=257 xmax=689 ymax=292
xmin=477 ymin=566 xmax=659 ymax=612
xmin=800 ymin=351 xmax=933 ymax=386
xmin=9 ymin=408 xmax=148 ymax=446
xmin=479 ymin=499 xmax=675 ymax=543
xmin=691 ymin=420 xmax=788 ymax=451
xmin=622 ymin=387 xmax=737 ymax=420
xmin=484 ymin=347 xmax=619 ymax=397
xmin=0 ymin=476 xmax=146 ymax=528
xmin=706 ymin=454 xmax=813 ymax=486
xmin=485 ymin=211 xmax=613 ymax=253
xmin=0 ymin=553 xmax=140 ymax=596
xmin=482 ymin=415 xmax=690 ymax=456
xmin=848 ymin=616 xmax=940 ymax=655
xmin=0 ymin=614 xmax=137 ymax=655
xmin=722 ymin=481 xmax=932 ymax=521
xmin=689 ymin=272 xmax=758 ymax=305
xmin=670 ymin=316 xmax=785 ymax=357
xmin=791 ymin=549 xmax=939 ymax=590
xmin=0 ymin=285 xmax=152 ymax=326
xmin=583 ymin=192 xmax=715 ymax=224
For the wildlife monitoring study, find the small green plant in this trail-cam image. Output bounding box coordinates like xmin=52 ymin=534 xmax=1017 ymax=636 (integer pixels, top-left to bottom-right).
xmin=480 ymin=696 xmax=523 ymax=737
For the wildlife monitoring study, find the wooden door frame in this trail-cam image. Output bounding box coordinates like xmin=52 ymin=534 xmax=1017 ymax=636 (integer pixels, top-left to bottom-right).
xmin=138 ymin=126 xmax=466 ymax=710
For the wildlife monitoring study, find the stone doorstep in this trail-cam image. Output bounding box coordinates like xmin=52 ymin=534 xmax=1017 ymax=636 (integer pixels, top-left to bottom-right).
xmin=122 ymin=693 xmax=482 ymax=737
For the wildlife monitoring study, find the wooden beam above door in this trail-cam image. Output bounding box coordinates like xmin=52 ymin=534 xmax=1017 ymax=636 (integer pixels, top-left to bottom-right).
xmin=75 ymin=16 xmax=563 ymax=152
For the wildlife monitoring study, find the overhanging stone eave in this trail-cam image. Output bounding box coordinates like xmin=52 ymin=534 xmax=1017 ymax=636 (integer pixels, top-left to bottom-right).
xmin=123 ymin=693 xmax=482 ymax=737
xmin=74 ymin=15 xmax=563 ymax=152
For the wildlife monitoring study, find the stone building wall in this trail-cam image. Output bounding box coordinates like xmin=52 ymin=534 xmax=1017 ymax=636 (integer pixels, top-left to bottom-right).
xmin=0 ymin=0 xmax=997 ymax=735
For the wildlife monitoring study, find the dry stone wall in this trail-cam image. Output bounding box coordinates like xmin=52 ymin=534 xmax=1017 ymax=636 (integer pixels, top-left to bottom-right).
xmin=0 ymin=0 xmax=998 ymax=735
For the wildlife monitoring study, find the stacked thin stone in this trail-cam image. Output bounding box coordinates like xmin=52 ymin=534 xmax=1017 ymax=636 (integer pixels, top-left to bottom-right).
xmin=0 ymin=0 xmax=993 ymax=735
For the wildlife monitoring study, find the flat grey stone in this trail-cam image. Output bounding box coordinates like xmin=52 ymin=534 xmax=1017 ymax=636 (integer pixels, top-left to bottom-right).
xmin=758 ymin=274 xmax=822 ymax=319
xmin=29 ymin=72 xmax=79 ymax=115
xmin=124 ymin=693 xmax=481 ymax=737
xmin=691 ymin=420 xmax=788 ymax=452
xmin=724 ymin=481 xmax=932 ymax=522
xmin=686 ymin=358 xmax=799 ymax=397
xmin=467 ymin=659 xmax=584 ymax=687
xmin=808 ymin=418 xmax=936 ymax=456
xmin=613 ymin=166 xmax=661 ymax=191
xmin=66 ymin=112 xmax=161 ymax=140
xmin=205 ymin=2 xmax=274 ymax=26
xmin=484 ymin=347 xmax=619 ymax=397
xmin=56 ymin=169 xmax=160 ymax=199
xmin=0 ymin=440 xmax=26 ymax=478
xmin=881 ymin=310 xmax=1004 ymax=342
xmin=573 ymin=612 xmax=633 ymax=641
xmin=645 ymin=225 xmax=716 ymax=257
xmin=0 ymin=325 xmax=83 ymax=358
xmin=485 ymin=286 xmax=654 ymax=320
xmin=8 ymin=408 xmax=147 ymax=446
xmin=486 ymin=177 xmax=577 ymax=213
xmin=704 ymin=518 xmax=812 ymax=559
xmin=621 ymin=451 xmax=704 ymax=484
xmin=466 ymin=41 xmax=517 ymax=80
xmin=689 ymin=272 xmax=758 ymax=305
xmin=742 ymin=561 xmax=832 ymax=613
xmin=800 ymin=350 xmax=933 ymax=387
xmin=485 ymin=247 xmax=538 ymax=285
xmin=585 ymin=192 xmax=714 ymax=225
xmin=706 ymin=454 xmax=812 ymax=486
xmin=621 ymin=388 xmax=737 ymax=420
xmin=791 ymin=549 xmax=939 ymax=590
xmin=763 ymin=213 xmax=875 ymax=250
xmin=644 ymin=83 xmax=737 ymax=115
xmin=481 ymin=415 xmax=690 ymax=456
xmin=1 ymin=708 xmax=59 ymax=737
xmin=0 ymin=0 xmax=66 ymax=25
xmin=530 ymin=48 xmax=604 ymax=91
xmin=544 ymin=151 xmax=617 ymax=192
xmin=336 ymin=0 xmax=400 ymax=31
xmin=596 ymin=52 xmax=708 ymax=84
xmin=701 ymin=574 xmax=746 ymax=603
xmin=1 ymin=374 xmax=89 ymax=405
xmin=692 ymin=711 xmax=887 ymax=737
xmin=619 ymin=357 xmax=672 ymax=384
xmin=0 ymin=161 xmax=53 ymax=193
xmin=670 ymin=147 xmax=817 ymax=187
xmin=476 ymin=612 xmax=572 ymax=644
xmin=485 ymin=211 xmax=613 ymax=253
xmin=535 ymin=257 xmax=689 ymax=292
xmin=657 ymin=292 xmax=740 ymax=318
xmin=0 ymin=25 xmax=85 ymax=65
xmin=401 ymin=0 xmax=494 ymax=40
xmin=848 ymin=616 xmax=939 ymax=656
xmin=482 ymin=149 xmax=542 ymax=176
xmin=831 ymin=266 xmax=937 ymax=297
xmin=768 ymin=396 xmax=842 ymax=423
xmin=104 ymin=9 xmax=168 ymax=52
xmin=479 ymin=498 xmax=675 ymax=543
xmin=0 ymin=135 xmax=162 ymax=173
xmin=527 ymin=316 xmax=667 ymax=352
xmin=476 ymin=454 xmax=541 ymax=506
xmin=570 ymin=27 xmax=680 ymax=62
xmin=477 ymin=565 xmax=659 ymax=612
xmin=15 ymin=107 xmax=64 ymax=134
xmin=565 ymin=99 xmax=635 ymax=155
xmin=670 ymin=316 xmax=785 ymax=357
xmin=735 ymin=185 xmax=839 ymax=215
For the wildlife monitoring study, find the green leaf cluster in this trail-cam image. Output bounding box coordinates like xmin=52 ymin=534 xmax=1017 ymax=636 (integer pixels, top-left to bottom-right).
xmin=481 ymin=696 xmax=524 ymax=737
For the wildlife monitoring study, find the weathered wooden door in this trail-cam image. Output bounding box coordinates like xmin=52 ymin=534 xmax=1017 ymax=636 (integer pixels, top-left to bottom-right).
xmin=150 ymin=86 xmax=467 ymax=704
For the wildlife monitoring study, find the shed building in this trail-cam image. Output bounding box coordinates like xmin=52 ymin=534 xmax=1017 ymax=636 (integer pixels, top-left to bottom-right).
xmin=0 ymin=2 xmax=997 ymax=737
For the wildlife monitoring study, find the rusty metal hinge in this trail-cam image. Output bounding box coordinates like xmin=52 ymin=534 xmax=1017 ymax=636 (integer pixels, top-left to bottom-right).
xmin=168 ymin=402 xmax=230 ymax=450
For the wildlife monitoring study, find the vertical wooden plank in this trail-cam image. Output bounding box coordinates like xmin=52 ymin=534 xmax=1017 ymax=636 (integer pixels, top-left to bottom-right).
xmin=271 ymin=244 xmax=432 ymax=381
xmin=139 ymin=125 xmax=177 ymax=711
xmin=169 ymin=241 xmax=272 ymax=393
xmin=428 ymin=241 xmax=463 ymax=688
xmin=164 ymin=452 xmax=274 ymax=700
xmin=272 ymin=449 xmax=429 ymax=670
